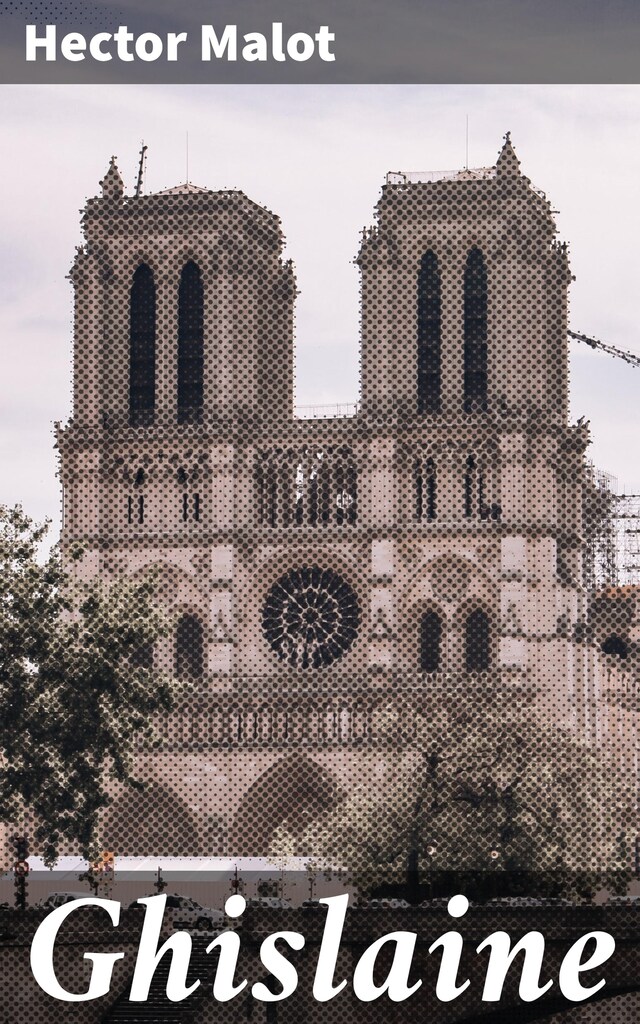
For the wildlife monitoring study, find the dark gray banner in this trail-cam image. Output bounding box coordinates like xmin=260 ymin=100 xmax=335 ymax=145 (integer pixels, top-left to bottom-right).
xmin=0 ymin=0 xmax=639 ymax=84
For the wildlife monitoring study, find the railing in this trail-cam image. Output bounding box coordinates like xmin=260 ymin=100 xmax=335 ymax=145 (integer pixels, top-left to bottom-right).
xmin=148 ymin=679 xmax=498 ymax=752
xmin=156 ymin=699 xmax=376 ymax=751
xmin=385 ymin=169 xmax=547 ymax=199
xmin=295 ymin=402 xmax=359 ymax=420
xmin=386 ymin=168 xmax=495 ymax=185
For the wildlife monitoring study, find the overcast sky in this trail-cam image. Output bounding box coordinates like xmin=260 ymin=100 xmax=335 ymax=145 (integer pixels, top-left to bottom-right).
xmin=1 ymin=84 xmax=639 ymax=534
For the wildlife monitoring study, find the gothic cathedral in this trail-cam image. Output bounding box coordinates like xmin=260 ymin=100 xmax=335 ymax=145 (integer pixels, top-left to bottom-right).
xmin=57 ymin=136 xmax=635 ymax=857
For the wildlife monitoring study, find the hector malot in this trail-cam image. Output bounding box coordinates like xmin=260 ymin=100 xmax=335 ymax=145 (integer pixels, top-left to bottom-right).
xmin=25 ymin=24 xmax=336 ymax=63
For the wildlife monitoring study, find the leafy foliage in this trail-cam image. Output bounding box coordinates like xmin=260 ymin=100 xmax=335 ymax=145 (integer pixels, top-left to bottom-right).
xmin=307 ymin=692 xmax=634 ymax=902
xmin=0 ymin=505 xmax=172 ymax=863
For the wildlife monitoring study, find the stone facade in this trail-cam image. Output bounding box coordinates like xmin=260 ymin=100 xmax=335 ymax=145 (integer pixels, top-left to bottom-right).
xmin=57 ymin=137 xmax=636 ymax=858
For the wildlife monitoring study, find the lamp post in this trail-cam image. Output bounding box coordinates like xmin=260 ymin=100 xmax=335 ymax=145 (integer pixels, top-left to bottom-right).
xmin=306 ymin=862 xmax=316 ymax=903
xmin=425 ymin=844 xmax=437 ymax=902
xmin=405 ymin=751 xmax=440 ymax=904
xmin=488 ymin=848 xmax=500 ymax=899
xmin=231 ymin=863 xmax=241 ymax=895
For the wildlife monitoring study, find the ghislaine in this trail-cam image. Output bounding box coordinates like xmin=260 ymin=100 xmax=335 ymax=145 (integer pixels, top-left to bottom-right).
xmin=31 ymin=893 xmax=615 ymax=1006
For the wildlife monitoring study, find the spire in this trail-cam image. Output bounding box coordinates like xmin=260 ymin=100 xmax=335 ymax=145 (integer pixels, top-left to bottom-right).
xmin=496 ymin=131 xmax=520 ymax=178
xmin=100 ymin=156 xmax=124 ymax=200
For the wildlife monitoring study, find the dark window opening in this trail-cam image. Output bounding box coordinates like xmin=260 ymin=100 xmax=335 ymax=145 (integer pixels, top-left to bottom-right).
xmin=465 ymin=609 xmax=491 ymax=672
xmin=127 ymin=494 xmax=144 ymax=525
xmin=415 ymin=457 xmax=437 ymax=520
xmin=345 ymin=464 xmax=357 ymax=525
xmin=178 ymin=261 xmax=204 ymax=425
xmin=464 ymin=455 xmax=486 ymax=520
xmin=417 ymin=251 xmax=441 ymax=415
xmin=463 ymin=247 xmax=488 ymax=413
xmin=129 ymin=264 xmax=156 ymax=427
xmin=464 ymin=456 xmax=474 ymax=517
xmin=420 ymin=610 xmax=442 ymax=673
xmin=601 ymin=634 xmax=628 ymax=660
xmin=181 ymin=492 xmax=201 ymax=523
xmin=175 ymin=613 xmax=205 ymax=680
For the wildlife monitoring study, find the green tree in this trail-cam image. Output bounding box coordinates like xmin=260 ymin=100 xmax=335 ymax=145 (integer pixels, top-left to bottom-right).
xmin=0 ymin=505 xmax=173 ymax=863
xmin=307 ymin=692 xmax=635 ymax=902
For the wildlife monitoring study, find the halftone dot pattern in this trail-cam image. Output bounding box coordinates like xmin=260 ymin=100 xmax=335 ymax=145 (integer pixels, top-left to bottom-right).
xmin=262 ymin=566 xmax=360 ymax=669
xmin=9 ymin=136 xmax=635 ymax=1021
xmin=0 ymin=2 xmax=127 ymax=20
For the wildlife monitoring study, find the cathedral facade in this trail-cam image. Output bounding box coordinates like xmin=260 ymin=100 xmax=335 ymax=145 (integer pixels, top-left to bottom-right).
xmin=57 ymin=137 xmax=635 ymax=858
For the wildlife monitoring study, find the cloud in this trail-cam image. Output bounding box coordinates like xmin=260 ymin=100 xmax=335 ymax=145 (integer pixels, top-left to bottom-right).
xmin=1 ymin=83 xmax=639 ymax=532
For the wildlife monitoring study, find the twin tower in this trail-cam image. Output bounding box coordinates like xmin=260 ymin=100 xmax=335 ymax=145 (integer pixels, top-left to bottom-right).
xmin=57 ymin=137 xmax=621 ymax=856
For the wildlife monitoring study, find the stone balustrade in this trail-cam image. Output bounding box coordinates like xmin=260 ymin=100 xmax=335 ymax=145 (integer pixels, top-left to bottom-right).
xmin=147 ymin=675 xmax=503 ymax=752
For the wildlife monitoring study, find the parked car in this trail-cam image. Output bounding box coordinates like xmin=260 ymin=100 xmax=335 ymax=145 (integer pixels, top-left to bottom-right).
xmin=244 ymin=896 xmax=293 ymax=910
xmin=365 ymin=898 xmax=411 ymax=910
xmin=36 ymin=892 xmax=97 ymax=911
xmin=128 ymin=893 xmax=225 ymax=931
xmin=301 ymin=899 xmax=324 ymax=910
xmin=486 ymin=896 xmax=545 ymax=907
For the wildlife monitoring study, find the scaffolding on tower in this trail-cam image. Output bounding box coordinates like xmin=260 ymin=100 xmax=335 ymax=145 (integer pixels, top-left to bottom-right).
xmin=571 ymin=329 xmax=640 ymax=587
xmin=583 ymin=465 xmax=619 ymax=590
xmin=615 ymin=494 xmax=640 ymax=585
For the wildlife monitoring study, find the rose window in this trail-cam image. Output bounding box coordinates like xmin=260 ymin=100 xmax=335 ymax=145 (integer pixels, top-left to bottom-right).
xmin=262 ymin=566 xmax=360 ymax=670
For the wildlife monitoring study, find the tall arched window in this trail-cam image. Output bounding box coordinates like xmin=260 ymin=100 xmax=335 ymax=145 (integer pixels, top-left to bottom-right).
xmin=465 ymin=609 xmax=491 ymax=672
xmin=420 ymin=610 xmax=442 ymax=673
xmin=129 ymin=264 xmax=156 ymax=427
xmin=175 ymin=613 xmax=205 ymax=680
xmin=463 ymin=247 xmax=488 ymax=413
xmin=415 ymin=457 xmax=437 ymax=521
xmin=177 ymin=261 xmax=204 ymax=424
xmin=464 ymin=454 xmax=486 ymax=519
xmin=417 ymin=251 xmax=441 ymax=415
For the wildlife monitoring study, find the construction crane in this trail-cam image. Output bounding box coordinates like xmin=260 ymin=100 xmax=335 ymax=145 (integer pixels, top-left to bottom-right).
xmin=570 ymin=329 xmax=640 ymax=584
xmin=569 ymin=330 xmax=640 ymax=370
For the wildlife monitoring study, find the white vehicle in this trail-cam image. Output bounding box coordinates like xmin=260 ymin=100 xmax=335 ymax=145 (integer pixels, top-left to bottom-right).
xmin=486 ymin=896 xmax=545 ymax=907
xmin=366 ymin=898 xmax=411 ymax=910
xmin=36 ymin=891 xmax=96 ymax=911
xmin=244 ymin=896 xmax=293 ymax=910
xmin=129 ymin=893 xmax=225 ymax=931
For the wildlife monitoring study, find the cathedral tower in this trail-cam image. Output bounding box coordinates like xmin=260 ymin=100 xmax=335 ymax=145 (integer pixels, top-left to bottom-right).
xmin=57 ymin=138 xmax=632 ymax=857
